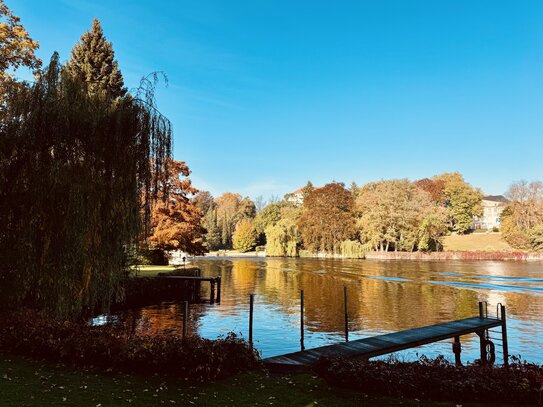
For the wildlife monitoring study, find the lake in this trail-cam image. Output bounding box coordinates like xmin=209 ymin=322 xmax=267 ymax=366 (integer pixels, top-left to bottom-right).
xmin=107 ymin=258 xmax=543 ymax=364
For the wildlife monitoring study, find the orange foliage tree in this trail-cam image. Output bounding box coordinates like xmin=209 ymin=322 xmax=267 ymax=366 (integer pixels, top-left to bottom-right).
xmin=148 ymin=160 xmax=207 ymax=255
xmin=298 ymin=182 xmax=355 ymax=253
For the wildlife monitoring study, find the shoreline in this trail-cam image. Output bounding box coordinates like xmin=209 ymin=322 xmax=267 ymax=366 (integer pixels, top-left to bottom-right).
xmin=196 ymin=250 xmax=543 ymax=261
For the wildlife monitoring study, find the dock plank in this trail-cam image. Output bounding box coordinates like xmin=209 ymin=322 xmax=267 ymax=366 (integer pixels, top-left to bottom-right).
xmin=263 ymin=317 xmax=502 ymax=371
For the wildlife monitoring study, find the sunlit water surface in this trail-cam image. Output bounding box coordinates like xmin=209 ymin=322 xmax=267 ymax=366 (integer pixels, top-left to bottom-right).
xmin=99 ymin=258 xmax=543 ymax=363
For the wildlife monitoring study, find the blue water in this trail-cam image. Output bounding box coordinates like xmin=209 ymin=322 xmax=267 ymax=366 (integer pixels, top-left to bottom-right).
xmin=108 ymin=258 xmax=543 ymax=364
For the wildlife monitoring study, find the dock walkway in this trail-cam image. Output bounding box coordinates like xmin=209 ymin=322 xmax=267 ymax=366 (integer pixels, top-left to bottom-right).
xmin=160 ymin=275 xmax=222 ymax=303
xmin=263 ymin=313 xmax=506 ymax=371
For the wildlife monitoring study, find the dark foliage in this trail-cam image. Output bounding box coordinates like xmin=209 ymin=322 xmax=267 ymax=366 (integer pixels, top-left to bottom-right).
xmin=120 ymin=275 xmax=202 ymax=309
xmin=0 ymin=310 xmax=260 ymax=380
xmin=316 ymin=355 xmax=543 ymax=405
xmin=0 ymin=54 xmax=171 ymax=319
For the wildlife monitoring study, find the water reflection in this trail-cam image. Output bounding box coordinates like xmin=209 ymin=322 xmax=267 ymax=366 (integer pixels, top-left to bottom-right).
xmin=112 ymin=258 xmax=543 ymax=362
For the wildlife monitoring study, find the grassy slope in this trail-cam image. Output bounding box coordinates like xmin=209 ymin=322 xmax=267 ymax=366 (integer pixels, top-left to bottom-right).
xmin=443 ymin=233 xmax=514 ymax=252
xmin=0 ymin=355 xmax=469 ymax=407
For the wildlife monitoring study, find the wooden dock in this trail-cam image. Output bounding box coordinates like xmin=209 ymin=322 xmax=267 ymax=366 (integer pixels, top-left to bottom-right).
xmin=161 ymin=275 xmax=222 ymax=303
xmin=264 ymin=303 xmax=508 ymax=371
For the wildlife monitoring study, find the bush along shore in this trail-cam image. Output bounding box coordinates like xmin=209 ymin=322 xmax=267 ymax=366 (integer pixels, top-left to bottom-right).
xmin=316 ymin=356 xmax=543 ymax=405
xmin=0 ymin=310 xmax=260 ymax=381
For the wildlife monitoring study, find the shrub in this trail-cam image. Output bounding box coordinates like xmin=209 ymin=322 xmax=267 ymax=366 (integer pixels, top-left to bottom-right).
xmin=316 ymin=356 xmax=543 ymax=405
xmin=529 ymin=225 xmax=543 ymax=252
xmin=339 ymin=240 xmax=367 ymax=259
xmin=0 ymin=310 xmax=260 ymax=380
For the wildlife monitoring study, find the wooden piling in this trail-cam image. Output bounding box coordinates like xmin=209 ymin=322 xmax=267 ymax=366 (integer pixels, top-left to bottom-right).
xmin=183 ymin=300 xmax=189 ymax=338
xmin=501 ymin=305 xmax=509 ymax=367
xmin=216 ymin=276 xmax=222 ymax=303
xmin=249 ymin=294 xmax=254 ymax=348
xmin=300 ymin=290 xmax=305 ymax=351
xmin=344 ymin=286 xmax=349 ymax=342
xmin=478 ymin=302 xmax=487 ymax=364
xmin=210 ymin=280 xmax=216 ymax=304
xmin=453 ymin=335 xmax=462 ymax=366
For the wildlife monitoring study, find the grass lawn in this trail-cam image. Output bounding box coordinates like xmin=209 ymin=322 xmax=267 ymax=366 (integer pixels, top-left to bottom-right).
xmin=0 ymin=355 xmax=476 ymax=407
xmin=443 ymin=233 xmax=515 ymax=252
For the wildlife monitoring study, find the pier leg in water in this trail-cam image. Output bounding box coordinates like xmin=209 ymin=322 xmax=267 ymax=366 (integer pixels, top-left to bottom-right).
xmin=344 ymin=286 xmax=349 ymax=343
xmin=182 ymin=300 xmax=189 ymax=338
xmin=216 ymin=276 xmax=221 ymax=303
xmin=478 ymin=302 xmax=487 ymax=365
xmin=210 ymin=280 xmax=216 ymax=304
xmin=249 ymin=294 xmax=254 ymax=348
xmin=452 ymin=336 xmax=462 ymax=366
xmin=501 ymin=304 xmax=509 ymax=367
xmin=300 ymin=290 xmax=305 ymax=351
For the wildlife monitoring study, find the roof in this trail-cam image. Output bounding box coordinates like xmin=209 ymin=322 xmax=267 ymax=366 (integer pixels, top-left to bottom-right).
xmin=483 ymin=195 xmax=509 ymax=203
xmin=290 ymin=187 xmax=304 ymax=195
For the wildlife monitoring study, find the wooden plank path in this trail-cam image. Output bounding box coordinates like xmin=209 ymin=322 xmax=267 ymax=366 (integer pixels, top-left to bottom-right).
xmin=263 ymin=316 xmax=504 ymax=371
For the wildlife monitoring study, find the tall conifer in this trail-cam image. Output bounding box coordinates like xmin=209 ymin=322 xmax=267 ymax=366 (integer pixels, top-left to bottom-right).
xmin=66 ymin=18 xmax=126 ymax=98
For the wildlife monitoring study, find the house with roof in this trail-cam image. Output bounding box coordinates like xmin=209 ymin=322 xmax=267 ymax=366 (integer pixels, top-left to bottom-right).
xmin=473 ymin=195 xmax=509 ymax=230
xmin=285 ymin=187 xmax=305 ymax=205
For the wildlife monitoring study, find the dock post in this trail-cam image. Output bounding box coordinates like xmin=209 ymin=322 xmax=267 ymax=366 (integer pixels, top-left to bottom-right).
xmin=249 ymin=294 xmax=254 ymax=348
xmin=182 ymin=300 xmax=189 ymax=338
xmin=501 ymin=305 xmax=509 ymax=367
xmin=452 ymin=336 xmax=462 ymax=367
xmin=300 ymin=290 xmax=305 ymax=351
xmin=478 ymin=302 xmax=487 ymax=365
xmin=344 ymin=286 xmax=349 ymax=342
xmin=216 ymin=276 xmax=222 ymax=303
xmin=210 ymin=280 xmax=216 ymax=304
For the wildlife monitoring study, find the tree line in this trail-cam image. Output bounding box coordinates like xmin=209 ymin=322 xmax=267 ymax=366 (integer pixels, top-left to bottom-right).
xmin=190 ymin=174 xmax=543 ymax=256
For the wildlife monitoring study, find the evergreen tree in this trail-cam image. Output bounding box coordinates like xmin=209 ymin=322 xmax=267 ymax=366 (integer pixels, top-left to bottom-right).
xmin=66 ymin=18 xmax=126 ymax=98
xmin=204 ymin=209 xmax=222 ymax=250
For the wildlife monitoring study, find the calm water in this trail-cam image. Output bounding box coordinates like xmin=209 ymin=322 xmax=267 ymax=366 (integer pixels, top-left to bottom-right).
xmin=107 ymin=258 xmax=543 ymax=363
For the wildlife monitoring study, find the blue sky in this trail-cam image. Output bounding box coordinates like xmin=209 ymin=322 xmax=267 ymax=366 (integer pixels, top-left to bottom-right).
xmin=14 ymin=0 xmax=543 ymax=199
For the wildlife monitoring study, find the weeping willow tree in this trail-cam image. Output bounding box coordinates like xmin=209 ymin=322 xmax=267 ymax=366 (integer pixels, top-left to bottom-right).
xmin=0 ymin=53 xmax=172 ymax=319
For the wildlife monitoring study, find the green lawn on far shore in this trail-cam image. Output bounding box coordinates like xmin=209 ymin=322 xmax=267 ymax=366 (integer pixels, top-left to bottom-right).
xmin=443 ymin=233 xmax=515 ymax=252
xmin=130 ymin=265 xmax=197 ymax=278
xmin=0 ymin=355 xmax=497 ymax=407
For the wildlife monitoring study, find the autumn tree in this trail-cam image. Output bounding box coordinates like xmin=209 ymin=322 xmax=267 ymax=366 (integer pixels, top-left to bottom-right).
xmin=434 ymin=173 xmax=482 ymax=233
xmin=236 ymin=197 xmax=257 ymax=221
xmin=298 ymin=183 xmax=355 ymax=253
xmin=232 ymin=219 xmax=257 ymax=252
xmin=148 ymin=160 xmax=206 ymax=255
xmin=501 ymin=180 xmax=543 ymax=249
xmin=356 ymin=179 xmax=448 ymax=251
xmin=192 ymin=190 xmax=215 ymax=214
xmin=65 ymin=18 xmax=126 ymax=98
xmin=0 ymin=0 xmax=41 ymax=100
xmin=214 ymin=193 xmax=256 ymax=248
xmin=215 ymin=193 xmax=242 ymax=247
xmin=254 ymin=201 xmax=286 ymax=236
xmin=415 ymin=178 xmax=446 ymax=204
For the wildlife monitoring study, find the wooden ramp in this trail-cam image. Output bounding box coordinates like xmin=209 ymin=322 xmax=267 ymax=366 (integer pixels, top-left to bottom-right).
xmin=263 ymin=316 xmax=503 ymax=371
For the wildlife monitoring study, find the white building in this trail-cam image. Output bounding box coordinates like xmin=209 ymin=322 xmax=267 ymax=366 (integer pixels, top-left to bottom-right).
xmin=473 ymin=195 xmax=509 ymax=230
xmin=285 ymin=187 xmax=305 ymax=205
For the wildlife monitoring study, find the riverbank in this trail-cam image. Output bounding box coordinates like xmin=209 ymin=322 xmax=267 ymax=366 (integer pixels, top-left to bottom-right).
xmin=0 ymin=355 xmax=493 ymax=406
xmin=365 ymin=251 xmax=543 ymax=261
